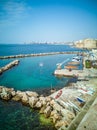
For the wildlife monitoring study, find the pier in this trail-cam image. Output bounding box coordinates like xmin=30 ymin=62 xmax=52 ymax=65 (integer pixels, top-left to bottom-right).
xmin=0 ymin=51 xmax=81 ymax=59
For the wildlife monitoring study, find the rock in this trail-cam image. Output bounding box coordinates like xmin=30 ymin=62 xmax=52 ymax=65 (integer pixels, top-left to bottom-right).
xmin=5 ymin=87 xmax=14 ymax=94
xmin=29 ymin=97 xmax=38 ymax=108
xmin=26 ymin=91 xmax=39 ymax=97
xmin=11 ymin=91 xmax=16 ymax=96
xmin=50 ymin=112 xmax=62 ymax=124
xmin=53 ymin=102 xmax=62 ymax=112
xmin=0 ymin=88 xmax=11 ymax=100
xmin=16 ymin=91 xmax=24 ymax=98
xmin=8 ymin=88 xmax=14 ymax=91
xmin=39 ymin=96 xmax=47 ymax=105
xmin=55 ymin=120 xmax=69 ymax=129
xmin=11 ymin=90 xmax=24 ymax=101
xmin=44 ymin=106 xmax=52 ymax=118
xmin=21 ymin=93 xmax=28 ymax=104
xmin=46 ymin=102 xmax=50 ymax=106
xmin=12 ymin=95 xmax=21 ymax=101
xmin=35 ymin=101 xmax=42 ymax=108
xmin=49 ymin=99 xmax=55 ymax=106
xmin=0 ymin=69 xmax=2 ymax=75
xmin=50 ymin=110 xmax=57 ymax=116
xmin=40 ymin=105 xmax=46 ymax=114
xmin=46 ymin=96 xmax=52 ymax=102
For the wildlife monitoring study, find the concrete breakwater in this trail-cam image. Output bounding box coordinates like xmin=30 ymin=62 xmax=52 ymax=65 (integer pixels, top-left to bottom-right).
xmin=0 ymin=60 xmax=19 ymax=75
xmin=0 ymin=51 xmax=80 ymax=59
xmin=0 ymin=86 xmax=76 ymax=130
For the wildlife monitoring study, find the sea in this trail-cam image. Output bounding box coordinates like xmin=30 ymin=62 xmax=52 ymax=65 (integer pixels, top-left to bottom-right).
xmin=0 ymin=44 xmax=82 ymax=130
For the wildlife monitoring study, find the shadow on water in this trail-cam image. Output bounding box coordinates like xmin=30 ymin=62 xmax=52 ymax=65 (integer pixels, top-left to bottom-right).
xmin=0 ymin=100 xmax=56 ymax=130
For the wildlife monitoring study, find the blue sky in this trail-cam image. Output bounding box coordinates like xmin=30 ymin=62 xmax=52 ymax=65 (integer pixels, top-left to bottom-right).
xmin=0 ymin=0 xmax=97 ymax=43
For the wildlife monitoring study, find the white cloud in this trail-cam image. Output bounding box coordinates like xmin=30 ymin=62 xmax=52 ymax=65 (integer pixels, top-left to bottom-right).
xmin=0 ymin=0 xmax=32 ymax=25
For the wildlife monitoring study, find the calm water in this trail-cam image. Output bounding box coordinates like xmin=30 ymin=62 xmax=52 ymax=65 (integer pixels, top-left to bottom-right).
xmin=0 ymin=44 xmax=81 ymax=93
xmin=0 ymin=54 xmax=76 ymax=93
xmin=0 ymin=44 xmax=81 ymax=56
xmin=0 ymin=44 xmax=81 ymax=130
xmin=0 ymin=100 xmax=56 ymax=130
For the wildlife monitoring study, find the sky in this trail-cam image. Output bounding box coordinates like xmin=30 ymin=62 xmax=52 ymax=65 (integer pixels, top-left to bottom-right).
xmin=0 ymin=0 xmax=97 ymax=43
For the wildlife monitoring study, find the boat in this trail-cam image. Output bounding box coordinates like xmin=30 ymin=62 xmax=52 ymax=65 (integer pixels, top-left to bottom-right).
xmin=68 ymin=61 xmax=80 ymax=65
xmin=72 ymin=56 xmax=81 ymax=61
xmin=76 ymin=97 xmax=85 ymax=103
xmin=67 ymin=56 xmax=81 ymax=65
xmin=65 ymin=65 xmax=78 ymax=70
xmin=55 ymin=89 xmax=62 ymax=99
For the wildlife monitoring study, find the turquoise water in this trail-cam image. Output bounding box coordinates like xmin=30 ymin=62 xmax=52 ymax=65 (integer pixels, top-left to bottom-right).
xmin=0 ymin=54 xmax=76 ymax=93
xmin=0 ymin=44 xmax=82 ymax=130
xmin=0 ymin=44 xmax=81 ymax=56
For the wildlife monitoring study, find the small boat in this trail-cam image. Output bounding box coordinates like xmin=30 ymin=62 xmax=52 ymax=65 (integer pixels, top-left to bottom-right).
xmin=72 ymin=56 xmax=81 ymax=61
xmin=55 ymin=90 xmax=62 ymax=99
xmin=68 ymin=61 xmax=80 ymax=65
xmin=65 ymin=65 xmax=78 ymax=70
xmin=76 ymin=97 xmax=85 ymax=103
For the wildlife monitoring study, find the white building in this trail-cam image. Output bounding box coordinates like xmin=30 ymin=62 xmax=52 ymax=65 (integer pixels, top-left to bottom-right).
xmin=75 ymin=39 xmax=97 ymax=49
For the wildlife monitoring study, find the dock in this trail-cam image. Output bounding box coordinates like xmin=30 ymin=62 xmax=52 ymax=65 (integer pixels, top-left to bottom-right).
xmin=54 ymin=68 xmax=97 ymax=78
xmin=54 ymin=69 xmax=84 ymax=77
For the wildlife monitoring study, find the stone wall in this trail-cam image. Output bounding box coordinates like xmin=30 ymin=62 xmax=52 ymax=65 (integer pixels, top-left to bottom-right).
xmin=0 ymin=60 xmax=19 ymax=75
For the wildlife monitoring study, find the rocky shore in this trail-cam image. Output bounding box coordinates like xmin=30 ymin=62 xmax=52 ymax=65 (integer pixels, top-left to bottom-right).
xmin=0 ymin=52 xmax=80 ymax=59
xmin=0 ymin=86 xmax=76 ymax=129
xmin=0 ymin=77 xmax=97 ymax=130
xmin=0 ymin=60 xmax=19 ymax=75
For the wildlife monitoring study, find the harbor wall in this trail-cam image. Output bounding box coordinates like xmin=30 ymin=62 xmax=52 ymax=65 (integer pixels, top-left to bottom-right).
xmin=0 ymin=51 xmax=82 ymax=59
xmin=0 ymin=60 xmax=19 ymax=75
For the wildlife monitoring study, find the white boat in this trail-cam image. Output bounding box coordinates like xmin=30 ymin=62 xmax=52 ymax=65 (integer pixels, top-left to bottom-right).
xmin=72 ymin=56 xmax=81 ymax=62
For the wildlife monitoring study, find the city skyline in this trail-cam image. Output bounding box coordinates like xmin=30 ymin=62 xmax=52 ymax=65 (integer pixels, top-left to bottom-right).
xmin=0 ymin=0 xmax=97 ymax=44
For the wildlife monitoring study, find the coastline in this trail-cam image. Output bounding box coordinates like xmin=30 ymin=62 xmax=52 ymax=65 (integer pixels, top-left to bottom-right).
xmin=0 ymin=49 xmax=97 ymax=129
xmin=0 ymin=77 xmax=97 ymax=129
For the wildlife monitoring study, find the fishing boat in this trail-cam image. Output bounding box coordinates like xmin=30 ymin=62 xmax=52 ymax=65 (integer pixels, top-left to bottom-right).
xmin=68 ymin=56 xmax=81 ymax=65
xmin=65 ymin=65 xmax=78 ymax=70
xmin=55 ymin=90 xmax=62 ymax=99
xmin=68 ymin=61 xmax=80 ymax=65
xmin=72 ymin=56 xmax=81 ymax=61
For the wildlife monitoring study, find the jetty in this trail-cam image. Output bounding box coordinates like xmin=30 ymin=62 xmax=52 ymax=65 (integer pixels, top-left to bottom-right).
xmin=0 ymin=60 xmax=19 ymax=75
xmin=0 ymin=51 xmax=81 ymax=59
xmin=54 ymin=68 xmax=97 ymax=79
